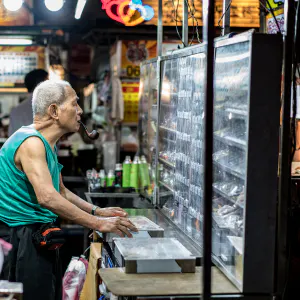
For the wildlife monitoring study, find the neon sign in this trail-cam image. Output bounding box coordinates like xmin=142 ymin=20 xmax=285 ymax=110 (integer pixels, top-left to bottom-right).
xmin=101 ymin=0 xmax=154 ymax=26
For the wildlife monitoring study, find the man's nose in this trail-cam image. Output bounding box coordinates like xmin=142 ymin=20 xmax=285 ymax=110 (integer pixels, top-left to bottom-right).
xmin=77 ymin=104 xmax=83 ymax=115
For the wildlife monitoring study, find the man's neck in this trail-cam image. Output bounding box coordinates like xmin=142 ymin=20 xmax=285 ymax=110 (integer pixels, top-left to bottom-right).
xmin=33 ymin=119 xmax=65 ymax=150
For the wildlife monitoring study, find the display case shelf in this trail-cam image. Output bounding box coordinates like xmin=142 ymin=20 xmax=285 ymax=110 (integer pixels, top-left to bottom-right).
xmin=159 ymin=180 xmax=175 ymax=193
xmin=158 ymin=157 xmax=175 ymax=168
xmin=212 ymin=186 xmax=244 ymax=208
xmin=214 ymin=133 xmax=247 ymax=150
xmin=159 ymin=125 xmax=177 ymax=134
xmin=213 ymin=160 xmax=245 ymax=180
xmin=225 ymin=107 xmax=248 ymax=118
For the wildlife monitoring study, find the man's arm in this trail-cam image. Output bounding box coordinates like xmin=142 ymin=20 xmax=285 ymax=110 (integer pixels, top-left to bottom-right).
xmin=59 ymin=176 xmax=127 ymax=217
xmin=17 ymin=137 xmax=137 ymax=236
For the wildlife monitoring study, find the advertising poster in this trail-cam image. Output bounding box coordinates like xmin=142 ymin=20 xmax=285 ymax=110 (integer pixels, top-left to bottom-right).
xmin=122 ymin=81 xmax=140 ymax=122
xmin=266 ymin=6 xmax=284 ymax=34
xmin=120 ymin=40 xmax=157 ymax=78
xmin=0 ymin=46 xmax=45 ymax=87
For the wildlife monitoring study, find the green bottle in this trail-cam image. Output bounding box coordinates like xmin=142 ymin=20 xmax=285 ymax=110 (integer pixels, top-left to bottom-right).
xmin=122 ymin=156 xmax=132 ymax=187
xmin=130 ymin=156 xmax=139 ymax=190
xmin=140 ymin=155 xmax=151 ymax=187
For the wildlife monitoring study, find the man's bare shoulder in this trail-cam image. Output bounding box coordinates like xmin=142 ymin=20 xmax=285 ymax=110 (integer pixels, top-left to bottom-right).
xmin=17 ymin=136 xmax=46 ymax=159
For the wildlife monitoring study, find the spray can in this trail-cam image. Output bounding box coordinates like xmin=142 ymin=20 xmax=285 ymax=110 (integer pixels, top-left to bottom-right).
xmin=99 ymin=170 xmax=106 ymax=188
xmin=107 ymin=170 xmax=115 ymax=187
xmin=130 ymin=156 xmax=139 ymax=190
xmin=140 ymin=155 xmax=151 ymax=187
xmin=122 ymin=156 xmax=132 ymax=188
xmin=115 ymin=164 xmax=123 ymax=187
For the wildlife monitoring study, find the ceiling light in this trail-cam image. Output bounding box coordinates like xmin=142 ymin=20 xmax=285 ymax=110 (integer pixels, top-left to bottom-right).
xmin=0 ymin=38 xmax=32 ymax=45
xmin=75 ymin=0 xmax=87 ymax=19
xmin=44 ymin=0 xmax=64 ymax=12
xmin=3 ymin=0 xmax=23 ymax=11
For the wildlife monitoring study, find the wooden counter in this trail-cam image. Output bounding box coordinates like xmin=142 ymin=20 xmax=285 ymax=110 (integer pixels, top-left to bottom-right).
xmin=99 ymin=267 xmax=239 ymax=296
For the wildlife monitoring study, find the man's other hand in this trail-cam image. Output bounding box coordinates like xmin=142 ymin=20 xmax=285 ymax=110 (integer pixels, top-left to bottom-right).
xmin=97 ymin=217 xmax=138 ymax=237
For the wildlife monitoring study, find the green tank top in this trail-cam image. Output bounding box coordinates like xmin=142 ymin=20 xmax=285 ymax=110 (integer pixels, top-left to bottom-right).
xmin=0 ymin=125 xmax=62 ymax=227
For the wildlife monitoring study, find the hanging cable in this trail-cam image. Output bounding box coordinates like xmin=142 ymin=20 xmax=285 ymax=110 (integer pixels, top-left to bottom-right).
xmin=185 ymin=0 xmax=195 ymax=45
xmin=218 ymin=0 xmax=233 ymax=32
xmin=259 ymin=0 xmax=270 ymax=13
xmin=190 ymin=0 xmax=201 ymax=43
xmin=171 ymin=0 xmax=185 ymax=46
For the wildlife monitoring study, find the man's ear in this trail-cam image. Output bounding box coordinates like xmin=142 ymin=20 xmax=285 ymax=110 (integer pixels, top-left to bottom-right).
xmin=48 ymin=104 xmax=59 ymax=120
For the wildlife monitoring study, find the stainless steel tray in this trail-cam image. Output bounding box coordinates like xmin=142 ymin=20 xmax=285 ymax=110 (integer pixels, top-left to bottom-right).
xmin=113 ymin=238 xmax=196 ymax=273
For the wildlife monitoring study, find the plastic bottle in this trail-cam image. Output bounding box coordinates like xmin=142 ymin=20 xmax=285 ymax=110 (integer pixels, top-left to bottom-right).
xmin=99 ymin=170 xmax=106 ymax=188
xmin=130 ymin=156 xmax=139 ymax=190
xmin=107 ymin=170 xmax=115 ymax=187
xmin=139 ymin=155 xmax=151 ymax=188
xmin=122 ymin=156 xmax=132 ymax=187
xmin=115 ymin=164 xmax=123 ymax=187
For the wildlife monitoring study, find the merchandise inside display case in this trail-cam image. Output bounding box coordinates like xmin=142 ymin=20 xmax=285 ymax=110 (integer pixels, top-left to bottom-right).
xmin=159 ymin=50 xmax=207 ymax=247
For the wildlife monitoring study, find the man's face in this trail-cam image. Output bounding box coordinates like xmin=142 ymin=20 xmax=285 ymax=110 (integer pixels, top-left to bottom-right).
xmin=58 ymin=86 xmax=83 ymax=133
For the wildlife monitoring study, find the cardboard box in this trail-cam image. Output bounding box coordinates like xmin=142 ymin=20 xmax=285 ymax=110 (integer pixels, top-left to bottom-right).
xmin=80 ymin=243 xmax=102 ymax=300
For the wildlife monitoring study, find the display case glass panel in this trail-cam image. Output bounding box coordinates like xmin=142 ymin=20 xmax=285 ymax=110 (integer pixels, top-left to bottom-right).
xmin=159 ymin=49 xmax=206 ymax=245
xmin=138 ymin=60 xmax=158 ymax=201
xmin=212 ymin=40 xmax=251 ymax=290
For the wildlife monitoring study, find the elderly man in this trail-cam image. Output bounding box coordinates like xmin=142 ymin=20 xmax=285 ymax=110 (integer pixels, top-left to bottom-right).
xmin=0 ymin=80 xmax=137 ymax=300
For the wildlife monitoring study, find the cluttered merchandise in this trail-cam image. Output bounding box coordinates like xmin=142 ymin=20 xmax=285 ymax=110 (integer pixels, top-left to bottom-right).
xmin=87 ymin=155 xmax=151 ymax=192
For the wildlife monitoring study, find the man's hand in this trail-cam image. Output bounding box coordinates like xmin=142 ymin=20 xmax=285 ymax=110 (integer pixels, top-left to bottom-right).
xmin=96 ymin=207 xmax=128 ymax=217
xmin=97 ymin=217 xmax=138 ymax=237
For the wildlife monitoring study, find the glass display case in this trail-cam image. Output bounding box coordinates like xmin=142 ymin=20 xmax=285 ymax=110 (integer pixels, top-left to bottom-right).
xmin=211 ymin=31 xmax=282 ymax=293
xmin=138 ymin=59 xmax=159 ymax=202
xmin=137 ymin=30 xmax=282 ymax=294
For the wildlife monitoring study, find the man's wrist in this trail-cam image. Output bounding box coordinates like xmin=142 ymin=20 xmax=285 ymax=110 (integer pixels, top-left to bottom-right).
xmin=91 ymin=205 xmax=100 ymax=216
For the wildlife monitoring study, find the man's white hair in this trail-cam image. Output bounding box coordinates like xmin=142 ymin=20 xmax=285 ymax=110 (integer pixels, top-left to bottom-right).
xmin=32 ymin=80 xmax=71 ymax=117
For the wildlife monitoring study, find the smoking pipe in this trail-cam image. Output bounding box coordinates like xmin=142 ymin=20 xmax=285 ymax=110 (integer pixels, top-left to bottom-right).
xmin=79 ymin=121 xmax=99 ymax=140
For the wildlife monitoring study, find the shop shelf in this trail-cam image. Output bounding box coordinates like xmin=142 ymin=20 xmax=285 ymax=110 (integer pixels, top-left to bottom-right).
xmin=213 ymin=160 xmax=245 ymax=180
xmin=214 ymin=133 xmax=246 ymax=150
xmin=212 ymin=186 xmax=244 ymax=208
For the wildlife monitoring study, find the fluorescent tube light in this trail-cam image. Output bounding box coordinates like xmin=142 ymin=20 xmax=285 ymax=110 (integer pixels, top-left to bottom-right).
xmin=75 ymin=0 xmax=87 ymax=19
xmin=0 ymin=38 xmax=33 ymax=45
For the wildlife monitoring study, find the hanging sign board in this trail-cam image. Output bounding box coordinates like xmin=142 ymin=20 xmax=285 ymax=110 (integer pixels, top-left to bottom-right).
xmin=0 ymin=46 xmax=45 ymax=88
xmin=144 ymin=0 xmax=260 ymax=27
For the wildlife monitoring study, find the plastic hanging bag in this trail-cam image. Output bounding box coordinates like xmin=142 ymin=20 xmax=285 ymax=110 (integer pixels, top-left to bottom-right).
xmin=62 ymin=256 xmax=88 ymax=300
xmin=0 ymin=239 xmax=12 ymax=274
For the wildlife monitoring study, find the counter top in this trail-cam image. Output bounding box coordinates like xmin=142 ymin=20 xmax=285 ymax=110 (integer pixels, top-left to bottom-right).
xmin=99 ymin=267 xmax=239 ymax=296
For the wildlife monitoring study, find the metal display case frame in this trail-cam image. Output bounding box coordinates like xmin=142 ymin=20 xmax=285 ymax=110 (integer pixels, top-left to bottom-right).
xmin=137 ymin=30 xmax=282 ymax=294
xmin=211 ymin=31 xmax=282 ymax=293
